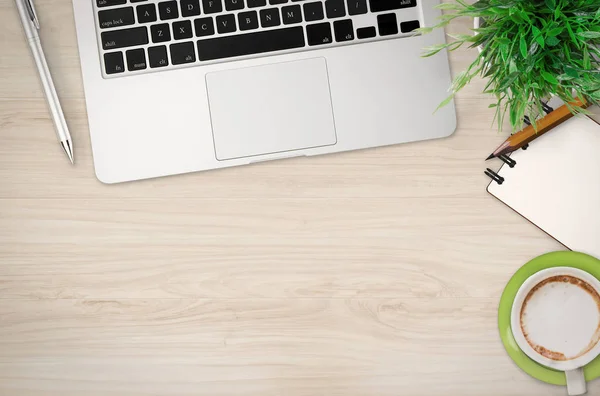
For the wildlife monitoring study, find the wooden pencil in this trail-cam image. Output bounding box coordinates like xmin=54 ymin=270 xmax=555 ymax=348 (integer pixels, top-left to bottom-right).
xmin=486 ymin=98 xmax=588 ymax=160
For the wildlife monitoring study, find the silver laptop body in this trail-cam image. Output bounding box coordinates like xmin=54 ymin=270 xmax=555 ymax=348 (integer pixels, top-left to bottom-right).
xmin=72 ymin=0 xmax=456 ymax=183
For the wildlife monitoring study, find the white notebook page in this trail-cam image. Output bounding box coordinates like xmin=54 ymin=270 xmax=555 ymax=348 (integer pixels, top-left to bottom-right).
xmin=488 ymin=116 xmax=600 ymax=256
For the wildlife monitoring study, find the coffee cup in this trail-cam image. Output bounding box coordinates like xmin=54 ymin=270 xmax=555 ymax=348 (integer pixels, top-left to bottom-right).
xmin=511 ymin=267 xmax=600 ymax=395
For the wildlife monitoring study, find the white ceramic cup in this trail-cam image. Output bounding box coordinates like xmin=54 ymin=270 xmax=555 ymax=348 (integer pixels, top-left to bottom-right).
xmin=511 ymin=267 xmax=600 ymax=395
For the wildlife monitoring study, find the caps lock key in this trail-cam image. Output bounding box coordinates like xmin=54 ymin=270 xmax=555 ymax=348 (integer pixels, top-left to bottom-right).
xmin=98 ymin=7 xmax=135 ymax=29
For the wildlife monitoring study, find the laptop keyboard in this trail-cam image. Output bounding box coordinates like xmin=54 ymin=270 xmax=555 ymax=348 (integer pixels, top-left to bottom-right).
xmin=95 ymin=0 xmax=421 ymax=77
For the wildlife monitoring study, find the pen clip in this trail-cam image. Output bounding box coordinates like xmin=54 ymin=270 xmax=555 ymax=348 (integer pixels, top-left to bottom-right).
xmin=23 ymin=0 xmax=40 ymax=30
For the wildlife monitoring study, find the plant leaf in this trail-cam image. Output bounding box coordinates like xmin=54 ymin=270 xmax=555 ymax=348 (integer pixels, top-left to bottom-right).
xmin=547 ymin=27 xmax=563 ymax=37
xmin=421 ymin=0 xmax=600 ymax=132
xmin=435 ymin=94 xmax=455 ymax=112
xmin=541 ymin=71 xmax=558 ymax=85
xmin=520 ymin=36 xmax=528 ymax=58
xmin=533 ymin=26 xmax=545 ymax=48
xmin=547 ymin=36 xmax=560 ymax=46
xmin=578 ymin=31 xmax=600 ymax=39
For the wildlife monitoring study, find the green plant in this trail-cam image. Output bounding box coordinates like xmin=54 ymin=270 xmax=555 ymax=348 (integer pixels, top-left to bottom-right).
xmin=420 ymin=0 xmax=600 ymax=132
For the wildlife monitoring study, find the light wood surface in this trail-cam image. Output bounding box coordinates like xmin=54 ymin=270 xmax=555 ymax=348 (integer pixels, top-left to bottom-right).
xmin=0 ymin=1 xmax=597 ymax=395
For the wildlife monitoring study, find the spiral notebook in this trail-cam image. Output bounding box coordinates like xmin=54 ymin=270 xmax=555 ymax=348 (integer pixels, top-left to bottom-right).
xmin=487 ymin=115 xmax=600 ymax=257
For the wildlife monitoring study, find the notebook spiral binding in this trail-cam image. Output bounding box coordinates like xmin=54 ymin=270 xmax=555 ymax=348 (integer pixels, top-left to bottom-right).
xmin=542 ymin=102 xmax=554 ymax=114
xmin=485 ymin=101 xmax=554 ymax=185
xmin=499 ymin=154 xmax=516 ymax=168
xmin=485 ymin=168 xmax=504 ymax=185
xmin=485 ymin=155 xmax=518 ymax=184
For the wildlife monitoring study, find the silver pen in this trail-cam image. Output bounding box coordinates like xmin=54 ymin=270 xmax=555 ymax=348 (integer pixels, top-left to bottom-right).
xmin=15 ymin=0 xmax=74 ymax=164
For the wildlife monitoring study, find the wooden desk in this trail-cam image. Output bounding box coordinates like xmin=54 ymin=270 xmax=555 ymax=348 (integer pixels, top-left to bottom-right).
xmin=0 ymin=2 xmax=595 ymax=395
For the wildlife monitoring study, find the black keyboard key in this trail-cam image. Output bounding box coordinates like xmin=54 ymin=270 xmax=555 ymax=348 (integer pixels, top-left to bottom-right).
xmin=195 ymin=17 xmax=215 ymax=36
xmin=377 ymin=13 xmax=398 ymax=36
xmin=306 ymin=22 xmax=332 ymax=45
xmin=238 ymin=11 xmax=259 ymax=30
xmin=101 ymin=27 xmax=149 ymax=50
xmin=151 ymin=23 xmax=171 ymax=42
xmin=260 ymin=8 xmax=280 ymax=27
xmin=181 ymin=0 xmax=201 ymax=16
xmin=173 ymin=20 xmax=193 ymax=39
xmin=225 ymin=0 xmax=245 ymax=10
xmin=325 ymin=0 xmax=345 ymax=18
xmin=357 ymin=26 xmax=375 ymax=39
xmin=347 ymin=0 xmax=366 ymax=15
xmin=401 ymin=19 xmax=420 ymax=33
xmin=104 ymin=51 xmax=125 ymax=74
xmin=333 ymin=19 xmax=353 ymax=42
xmin=148 ymin=45 xmax=169 ymax=68
xmin=126 ymin=48 xmax=147 ymax=71
xmin=197 ymin=26 xmax=305 ymax=61
xmin=130 ymin=0 xmax=146 ymax=3
xmin=216 ymin=14 xmax=236 ymax=33
xmin=158 ymin=1 xmax=179 ymax=19
xmin=247 ymin=0 xmax=266 ymax=6
xmin=303 ymin=2 xmax=324 ymax=21
xmin=270 ymin=0 xmax=287 ymax=3
xmin=170 ymin=41 xmax=196 ymax=64
xmin=98 ymin=7 xmax=134 ymax=29
xmin=282 ymin=4 xmax=302 ymax=24
xmin=369 ymin=0 xmax=416 ymax=13
xmin=97 ymin=0 xmax=126 ymax=7
xmin=203 ymin=0 xmax=223 ymax=14
xmin=136 ymin=4 xmax=157 ymax=23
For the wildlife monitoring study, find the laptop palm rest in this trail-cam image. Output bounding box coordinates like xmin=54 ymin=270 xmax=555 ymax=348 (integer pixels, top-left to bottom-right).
xmin=206 ymin=58 xmax=338 ymax=161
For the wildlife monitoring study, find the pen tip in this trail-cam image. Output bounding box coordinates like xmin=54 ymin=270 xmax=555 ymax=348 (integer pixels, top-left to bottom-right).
xmin=486 ymin=154 xmax=495 ymax=161
xmin=61 ymin=140 xmax=74 ymax=165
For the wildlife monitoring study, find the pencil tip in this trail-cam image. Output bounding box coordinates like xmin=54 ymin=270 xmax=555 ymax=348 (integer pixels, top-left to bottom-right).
xmin=486 ymin=154 xmax=495 ymax=161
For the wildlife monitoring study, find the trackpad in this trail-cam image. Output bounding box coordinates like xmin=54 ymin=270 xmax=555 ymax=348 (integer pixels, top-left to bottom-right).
xmin=206 ymin=58 xmax=337 ymax=160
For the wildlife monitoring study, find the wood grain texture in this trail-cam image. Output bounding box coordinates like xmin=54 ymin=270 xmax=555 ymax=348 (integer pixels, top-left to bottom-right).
xmin=0 ymin=0 xmax=597 ymax=395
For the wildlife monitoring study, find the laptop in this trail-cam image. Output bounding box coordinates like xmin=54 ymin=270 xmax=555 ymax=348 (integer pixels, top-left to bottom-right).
xmin=72 ymin=0 xmax=456 ymax=184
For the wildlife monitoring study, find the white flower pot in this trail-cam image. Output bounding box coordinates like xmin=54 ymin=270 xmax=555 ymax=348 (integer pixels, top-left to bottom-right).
xmin=473 ymin=17 xmax=483 ymax=53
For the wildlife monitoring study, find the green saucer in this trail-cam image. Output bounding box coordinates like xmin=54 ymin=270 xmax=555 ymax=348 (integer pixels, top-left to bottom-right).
xmin=498 ymin=251 xmax=600 ymax=385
